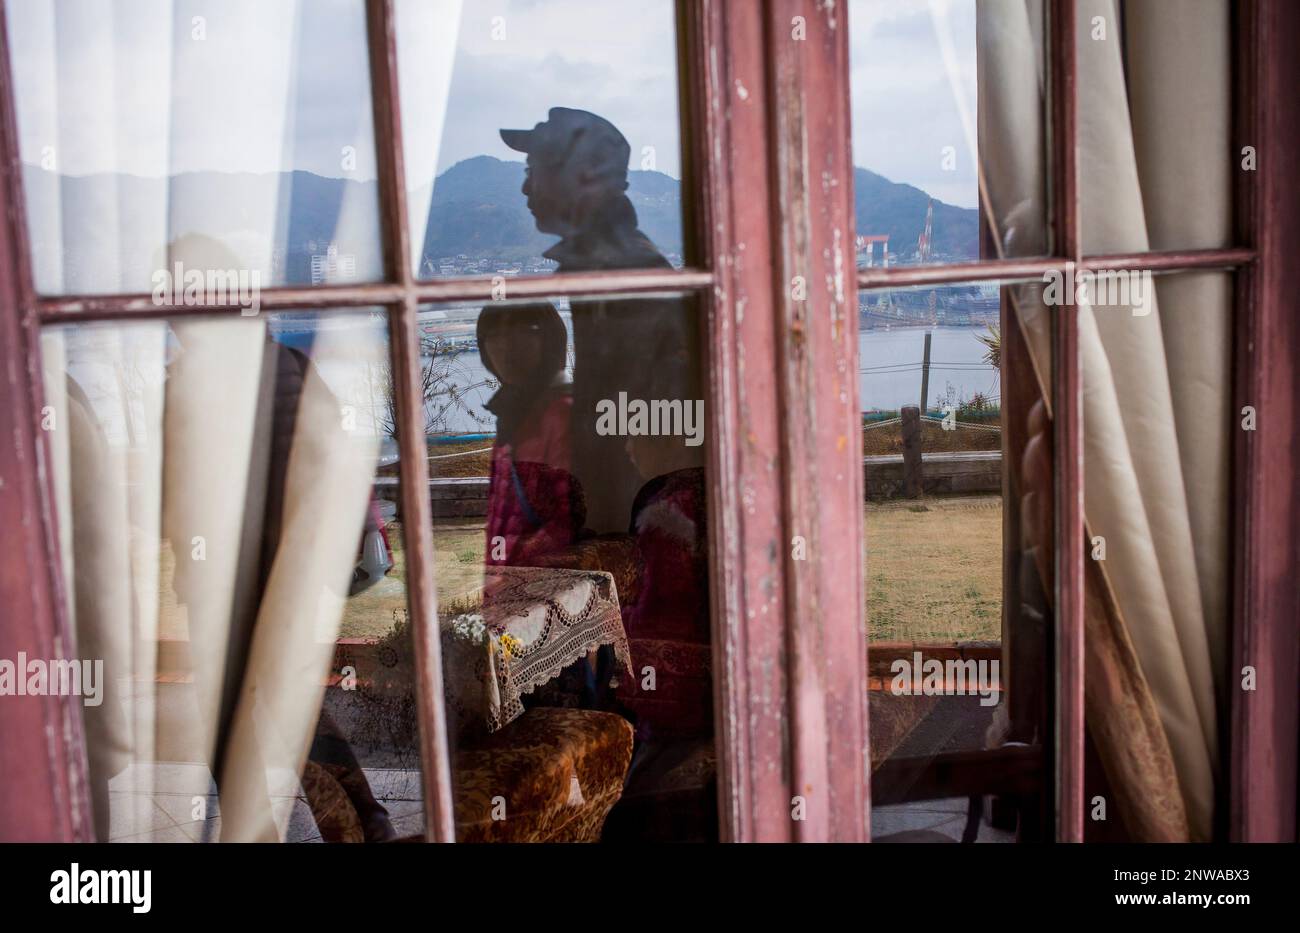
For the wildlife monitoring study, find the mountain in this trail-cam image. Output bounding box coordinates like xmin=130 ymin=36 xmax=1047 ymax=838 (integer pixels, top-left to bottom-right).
xmin=19 ymin=166 xmax=384 ymax=289
xmin=18 ymin=158 xmax=977 ymax=290
xmin=416 ymin=157 xmax=977 ymax=266
xmin=415 ymin=155 xmax=684 ymax=270
xmin=853 ymin=167 xmax=978 ymax=261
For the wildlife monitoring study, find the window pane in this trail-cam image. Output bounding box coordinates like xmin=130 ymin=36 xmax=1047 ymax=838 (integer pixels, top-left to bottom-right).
xmin=41 ymin=310 xmax=419 ymax=841
xmin=861 ymin=277 xmax=1054 ymax=841
xmin=1075 ymin=267 xmax=1232 ymax=841
xmin=849 ymin=0 xmax=1050 ymax=266
xmin=6 ymin=0 xmax=383 ymax=295
xmin=396 ymin=0 xmax=686 ymax=279
xmin=419 ymin=292 xmax=717 ymax=841
xmin=1077 ymin=1 xmax=1233 ymax=252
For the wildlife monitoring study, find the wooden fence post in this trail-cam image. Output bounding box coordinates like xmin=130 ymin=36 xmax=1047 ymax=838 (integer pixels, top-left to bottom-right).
xmin=901 ymin=405 xmax=923 ymax=498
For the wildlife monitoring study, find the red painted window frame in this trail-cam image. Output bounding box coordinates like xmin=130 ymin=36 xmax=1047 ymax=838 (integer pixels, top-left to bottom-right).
xmin=0 ymin=0 xmax=1295 ymax=843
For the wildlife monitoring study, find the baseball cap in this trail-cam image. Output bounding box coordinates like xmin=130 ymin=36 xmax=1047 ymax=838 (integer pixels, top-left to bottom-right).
xmin=500 ymin=107 xmax=631 ymax=177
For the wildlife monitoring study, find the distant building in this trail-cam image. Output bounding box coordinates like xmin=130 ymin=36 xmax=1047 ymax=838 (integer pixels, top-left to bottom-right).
xmin=310 ymin=244 xmax=356 ymax=285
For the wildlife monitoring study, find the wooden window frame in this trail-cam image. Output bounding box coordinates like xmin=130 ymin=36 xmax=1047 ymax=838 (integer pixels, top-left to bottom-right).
xmin=0 ymin=0 xmax=1295 ymax=844
xmin=851 ymin=0 xmax=1298 ymax=843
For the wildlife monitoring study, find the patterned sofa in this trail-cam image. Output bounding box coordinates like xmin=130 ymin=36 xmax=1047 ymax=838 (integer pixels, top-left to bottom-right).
xmin=304 ymin=706 xmax=633 ymax=843
xmin=453 ymin=706 xmax=633 ymax=843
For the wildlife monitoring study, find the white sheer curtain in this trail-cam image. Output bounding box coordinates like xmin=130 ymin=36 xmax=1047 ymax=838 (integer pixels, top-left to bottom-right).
xmin=395 ymin=0 xmax=464 ymax=277
xmin=978 ymin=0 xmax=1231 ymax=840
xmin=10 ymin=0 xmax=385 ymax=841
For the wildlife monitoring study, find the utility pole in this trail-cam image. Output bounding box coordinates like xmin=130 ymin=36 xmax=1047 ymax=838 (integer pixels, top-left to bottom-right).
xmin=919 ymin=329 xmax=932 ymax=415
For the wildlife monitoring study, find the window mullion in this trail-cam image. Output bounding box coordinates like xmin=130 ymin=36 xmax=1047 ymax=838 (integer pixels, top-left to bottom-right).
xmin=1049 ymin=0 xmax=1085 ymax=844
xmin=762 ymin=0 xmax=869 ymax=842
xmin=0 ymin=7 xmax=94 ymax=839
xmin=365 ymin=0 xmax=456 ymax=843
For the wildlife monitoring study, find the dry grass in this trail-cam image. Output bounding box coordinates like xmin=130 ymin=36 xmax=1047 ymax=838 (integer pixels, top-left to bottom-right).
xmin=864 ymin=494 xmax=1002 ymax=643
xmin=429 ymin=520 xmax=489 ymax=604
xmin=426 ymin=441 xmax=493 ymax=478
xmin=861 ymin=420 xmax=1000 ymax=456
xmin=339 ymin=518 xmax=488 ymax=638
xmin=339 ymin=496 xmax=1003 ymax=644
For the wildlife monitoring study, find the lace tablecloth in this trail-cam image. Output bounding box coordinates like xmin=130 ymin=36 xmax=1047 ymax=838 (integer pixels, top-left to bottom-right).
xmin=441 ymin=565 xmax=633 ymax=736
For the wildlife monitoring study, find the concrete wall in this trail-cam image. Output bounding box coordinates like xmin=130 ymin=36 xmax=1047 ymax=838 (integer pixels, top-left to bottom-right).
xmin=391 ymin=450 xmax=1002 ymax=521
xmin=864 ymin=451 xmax=1001 ymax=501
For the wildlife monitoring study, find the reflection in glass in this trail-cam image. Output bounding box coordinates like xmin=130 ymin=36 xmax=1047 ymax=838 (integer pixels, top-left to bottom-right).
xmin=391 ymin=2 xmax=711 ymax=829
xmin=849 ymin=0 xmax=1049 ymax=266
xmin=6 ymin=0 xmax=383 ymax=294
xmin=396 ymin=0 xmax=685 ymax=278
xmin=41 ymin=310 xmax=422 ymax=841
xmin=418 ymin=293 xmax=716 ymax=841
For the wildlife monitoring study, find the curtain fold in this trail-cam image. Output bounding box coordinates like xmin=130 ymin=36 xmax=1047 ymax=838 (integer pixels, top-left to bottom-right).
xmin=977 ymin=0 xmax=1231 ymax=840
xmin=15 ymin=0 xmax=386 ymax=841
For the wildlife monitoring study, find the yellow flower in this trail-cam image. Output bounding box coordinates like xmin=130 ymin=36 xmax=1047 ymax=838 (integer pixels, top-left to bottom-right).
xmin=499 ymin=634 xmax=522 ymax=659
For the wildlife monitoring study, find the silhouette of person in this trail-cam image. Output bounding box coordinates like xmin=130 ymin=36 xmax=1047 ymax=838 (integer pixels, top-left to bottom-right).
xmin=500 ymin=108 xmax=699 ymax=532
xmin=501 ymin=107 xmax=669 ymax=273
xmin=500 ymin=111 xmax=714 ymax=772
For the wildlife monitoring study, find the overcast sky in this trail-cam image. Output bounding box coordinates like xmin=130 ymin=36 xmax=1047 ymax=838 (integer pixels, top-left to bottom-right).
xmin=430 ymin=0 xmax=682 ymax=180
xmin=7 ymin=0 xmax=978 ymax=206
xmin=850 ymin=0 xmax=980 ymax=208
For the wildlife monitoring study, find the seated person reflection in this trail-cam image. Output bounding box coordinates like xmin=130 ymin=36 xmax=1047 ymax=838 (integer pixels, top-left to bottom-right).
xmin=478 ymin=302 xmax=585 ymax=568
xmin=617 ymin=425 xmax=711 ymax=743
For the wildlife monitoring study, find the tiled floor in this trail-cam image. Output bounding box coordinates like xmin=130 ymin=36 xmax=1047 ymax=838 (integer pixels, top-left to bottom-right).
xmin=872 ymin=796 xmax=1016 ymax=843
xmin=109 ymin=764 xmax=1012 ymax=843
xmin=107 ymin=762 xmax=424 ymax=843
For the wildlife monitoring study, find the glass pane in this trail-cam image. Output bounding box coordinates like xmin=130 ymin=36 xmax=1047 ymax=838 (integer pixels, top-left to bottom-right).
xmin=41 ymin=310 xmax=420 ymax=842
xmin=396 ymin=0 xmax=686 ymax=279
xmin=1075 ymin=268 xmax=1232 ymax=842
xmin=6 ymin=0 xmax=383 ymax=295
xmin=418 ymin=292 xmax=717 ymax=841
xmin=1077 ymin=2 xmax=1233 ymax=252
xmin=861 ymin=277 xmax=1053 ymax=841
xmin=849 ymin=0 xmax=1050 ymax=266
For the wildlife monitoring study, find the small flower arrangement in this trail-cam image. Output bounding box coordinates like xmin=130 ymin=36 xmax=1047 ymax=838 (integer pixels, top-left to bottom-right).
xmin=448 ymin=611 xmax=521 ymax=661
xmin=449 ymin=612 xmax=487 ymax=645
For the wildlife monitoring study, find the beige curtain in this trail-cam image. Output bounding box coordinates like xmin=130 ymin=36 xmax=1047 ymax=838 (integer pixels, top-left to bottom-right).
xmin=13 ymin=0 xmax=385 ymax=841
xmin=44 ymin=314 xmax=383 ymax=842
xmin=978 ymin=0 xmax=1231 ymax=840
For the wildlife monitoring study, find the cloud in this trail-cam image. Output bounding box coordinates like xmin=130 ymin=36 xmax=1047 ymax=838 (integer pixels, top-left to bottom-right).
xmin=6 ymin=0 xmax=375 ymax=179
xmin=7 ymin=0 xmax=981 ymax=209
xmin=428 ymin=0 xmax=681 ymax=181
xmin=849 ymin=0 xmax=981 ymax=208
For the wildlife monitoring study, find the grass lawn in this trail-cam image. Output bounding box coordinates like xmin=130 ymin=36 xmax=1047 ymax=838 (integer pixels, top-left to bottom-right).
xmin=865 ymin=494 xmax=1002 ymax=642
xmin=340 ymin=495 xmax=1004 ymax=643
xmin=339 ymin=518 xmax=489 ymax=639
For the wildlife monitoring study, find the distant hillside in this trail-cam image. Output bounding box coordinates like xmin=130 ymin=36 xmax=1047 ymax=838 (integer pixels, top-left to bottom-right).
xmin=415 ymin=156 xmax=683 ymax=269
xmin=19 ymin=158 xmax=977 ymax=290
xmin=19 ymin=166 xmax=384 ymax=289
xmin=853 ymin=167 xmax=978 ymax=261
